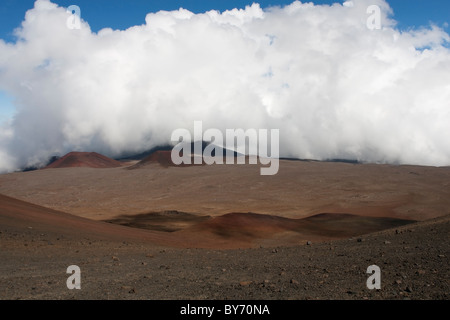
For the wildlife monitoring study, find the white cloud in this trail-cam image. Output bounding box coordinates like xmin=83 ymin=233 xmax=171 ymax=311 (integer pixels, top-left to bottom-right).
xmin=0 ymin=0 xmax=449 ymax=172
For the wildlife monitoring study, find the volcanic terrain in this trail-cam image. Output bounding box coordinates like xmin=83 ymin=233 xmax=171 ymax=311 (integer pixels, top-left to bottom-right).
xmin=0 ymin=151 xmax=449 ymax=300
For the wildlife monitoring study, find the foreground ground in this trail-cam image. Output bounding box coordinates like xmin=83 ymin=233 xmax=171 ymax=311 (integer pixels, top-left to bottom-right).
xmin=1 ymin=212 xmax=448 ymax=300
xmin=0 ymin=159 xmax=449 ymax=299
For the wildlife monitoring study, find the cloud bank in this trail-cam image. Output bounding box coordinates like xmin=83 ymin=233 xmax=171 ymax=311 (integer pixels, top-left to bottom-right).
xmin=0 ymin=0 xmax=449 ymax=172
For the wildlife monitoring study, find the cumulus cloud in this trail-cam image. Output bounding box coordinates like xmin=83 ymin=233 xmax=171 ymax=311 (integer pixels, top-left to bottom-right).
xmin=0 ymin=0 xmax=449 ymax=172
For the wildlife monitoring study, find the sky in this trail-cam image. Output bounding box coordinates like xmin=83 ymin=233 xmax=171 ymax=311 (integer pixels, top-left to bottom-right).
xmin=0 ymin=0 xmax=448 ymax=42
xmin=0 ymin=0 xmax=449 ymax=171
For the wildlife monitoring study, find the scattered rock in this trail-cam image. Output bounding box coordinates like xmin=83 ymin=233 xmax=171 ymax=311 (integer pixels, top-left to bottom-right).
xmin=121 ymin=286 xmax=135 ymax=294
xmin=290 ymin=279 xmax=299 ymax=285
xmin=417 ymin=270 xmax=426 ymax=275
xmin=306 ymin=241 xmax=312 ymax=246
xmin=239 ymin=281 xmax=252 ymax=286
xmin=112 ymin=256 xmax=119 ymax=261
xmin=384 ymin=241 xmax=391 ymax=245
xmin=272 ymin=249 xmax=278 ymax=253
xmin=357 ymin=238 xmax=362 ymax=243
xmin=146 ymin=254 xmax=154 ymax=258
xmin=405 ymin=287 xmax=413 ymax=293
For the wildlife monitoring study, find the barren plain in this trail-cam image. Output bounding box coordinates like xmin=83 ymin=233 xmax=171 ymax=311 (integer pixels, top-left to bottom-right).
xmin=0 ymin=154 xmax=449 ymax=299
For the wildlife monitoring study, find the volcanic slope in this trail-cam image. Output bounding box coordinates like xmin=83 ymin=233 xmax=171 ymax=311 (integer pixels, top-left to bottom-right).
xmin=45 ymin=152 xmax=123 ymax=169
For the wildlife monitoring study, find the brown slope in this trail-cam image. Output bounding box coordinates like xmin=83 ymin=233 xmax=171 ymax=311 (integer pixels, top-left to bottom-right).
xmin=45 ymin=152 xmax=122 ymax=169
xmin=128 ymin=150 xmax=176 ymax=168
xmin=128 ymin=150 xmax=208 ymax=169
xmin=177 ymin=212 xmax=416 ymax=245
xmin=0 ymin=193 xmax=179 ymax=245
xmin=4 ymin=160 xmax=448 ymax=222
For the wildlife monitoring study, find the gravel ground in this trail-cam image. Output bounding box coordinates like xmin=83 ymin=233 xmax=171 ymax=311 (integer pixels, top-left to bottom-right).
xmin=1 ymin=214 xmax=448 ymax=300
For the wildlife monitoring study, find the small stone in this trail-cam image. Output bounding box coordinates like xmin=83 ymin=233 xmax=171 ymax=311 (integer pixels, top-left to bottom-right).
xmin=384 ymin=241 xmax=391 ymax=245
xmin=417 ymin=270 xmax=426 ymax=275
xmin=290 ymin=279 xmax=299 ymax=285
xmin=121 ymin=286 xmax=133 ymax=291
xmin=405 ymin=287 xmax=413 ymax=293
xmin=141 ymin=262 xmax=147 ymax=266
xmin=306 ymin=241 xmax=312 ymax=245
xmin=357 ymin=238 xmax=362 ymax=243
xmin=272 ymin=249 xmax=278 ymax=253
xmin=239 ymin=281 xmax=252 ymax=286
xmin=438 ymin=254 xmax=445 ymax=258
xmin=222 ymin=269 xmax=227 ymax=272
xmin=112 ymin=256 xmax=119 ymax=261
xmin=395 ymin=280 xmax=402 ymax=285
xmin=146 ymin=254 xmax=154 ymax=258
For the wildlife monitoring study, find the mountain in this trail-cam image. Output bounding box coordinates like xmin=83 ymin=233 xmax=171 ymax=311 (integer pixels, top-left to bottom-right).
xmin=44 ymin=152 xmax=122 ymax=169
xmin=128 ymin=141 xmax=244 ymax=169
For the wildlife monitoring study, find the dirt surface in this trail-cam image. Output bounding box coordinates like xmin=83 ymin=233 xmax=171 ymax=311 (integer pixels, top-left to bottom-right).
xmin=1 ymin=209 xmax=448 ymax=300
xmin=0 ymin=159 xmax=449 ymax=300
xmin=1 ymin=160 xmax=449 ymax=222
xmin=44 ymin=152 xmax=123 ymax=169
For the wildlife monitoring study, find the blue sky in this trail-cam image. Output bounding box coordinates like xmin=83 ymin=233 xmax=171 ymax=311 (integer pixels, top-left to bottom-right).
xmin=1 ymin=0 xmax=449 ymax=41
xmin=0 ymin=0 xmax=449 ymax=121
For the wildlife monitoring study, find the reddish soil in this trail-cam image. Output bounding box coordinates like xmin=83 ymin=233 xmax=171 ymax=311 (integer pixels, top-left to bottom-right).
xmin=45 ymin=152 xmax=122 ymax=169
xmin=192 ymin=212 xmax=415 ymax=242
xmin=129 ymin=150 xmax=207 ymax=168
xmin=129 ymin=150 xmax=177 ymax=168
xmin=2 ymin=160 xmax=449 ymax=222
xmin=0 ymin=193 xmax=175 ymax=245
xmin=1 ymin=191 xmax=448 ymax=300
xmin=0 ymin=160 xmax=449 ymax=300
xmin=0 ymin=193 xmax=414 ymax=249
